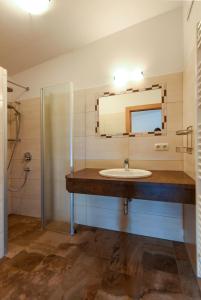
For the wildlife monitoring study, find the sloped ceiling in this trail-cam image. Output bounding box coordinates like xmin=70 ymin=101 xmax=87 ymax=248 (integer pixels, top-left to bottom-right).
xmin=0 ymin=0 xmax=182 ymax=75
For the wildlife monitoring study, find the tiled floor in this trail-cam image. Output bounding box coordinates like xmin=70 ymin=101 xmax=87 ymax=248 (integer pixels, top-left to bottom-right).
xmin=0 ymin=214 xmax=200 ymax=299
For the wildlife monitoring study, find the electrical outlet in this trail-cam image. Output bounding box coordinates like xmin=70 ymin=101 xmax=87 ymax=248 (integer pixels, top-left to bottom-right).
xmin=154 ymin=143 xmax=169 ymax=151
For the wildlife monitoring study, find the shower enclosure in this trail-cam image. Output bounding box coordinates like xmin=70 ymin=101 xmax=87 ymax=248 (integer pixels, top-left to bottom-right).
xmin=41 ymin=82 xmax=74 ymax=233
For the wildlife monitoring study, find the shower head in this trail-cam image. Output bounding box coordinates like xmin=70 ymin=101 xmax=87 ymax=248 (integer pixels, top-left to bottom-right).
xmin=7 ymin=104 xmax=21 ymax=115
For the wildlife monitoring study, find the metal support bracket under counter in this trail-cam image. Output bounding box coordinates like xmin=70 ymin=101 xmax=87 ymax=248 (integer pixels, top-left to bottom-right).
xmin=66 ymin=168 xmax=195 ymax=205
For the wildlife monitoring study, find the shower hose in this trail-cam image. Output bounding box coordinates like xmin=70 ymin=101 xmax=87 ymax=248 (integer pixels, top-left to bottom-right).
xmin=7 ymin=110 xmax=30 ymax=192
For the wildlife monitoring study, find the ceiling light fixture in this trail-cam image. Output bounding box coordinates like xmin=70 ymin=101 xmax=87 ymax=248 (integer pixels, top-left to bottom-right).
xmin=14 ymin=0 xmax=51 ymax=15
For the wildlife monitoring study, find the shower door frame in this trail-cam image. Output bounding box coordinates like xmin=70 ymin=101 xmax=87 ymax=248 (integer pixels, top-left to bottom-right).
xmin=0 ymin=67 xmax=8 ymax=256
xmin=3 ymin=72 xmax=8 ymax=255
xmin=40 ymin=82 xmax=75 ymax=234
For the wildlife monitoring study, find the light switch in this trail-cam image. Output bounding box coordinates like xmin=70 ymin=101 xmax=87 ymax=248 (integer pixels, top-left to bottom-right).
xmin=154 ymin=143 xmax=169 ymax=151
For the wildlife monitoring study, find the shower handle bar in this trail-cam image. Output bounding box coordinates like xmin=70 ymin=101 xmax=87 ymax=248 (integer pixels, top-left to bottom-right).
xmin=7 ymin=80 xmax=29 ymax=91
xmin=8 ymin=138 xmax=21 ymax=142
xmin=69 ymin=82 xmax=75 ymax=236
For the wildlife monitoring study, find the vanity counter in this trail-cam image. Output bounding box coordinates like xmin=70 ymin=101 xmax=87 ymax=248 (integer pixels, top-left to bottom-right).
xmin=66 ymin=168 xmax=195 ymax=204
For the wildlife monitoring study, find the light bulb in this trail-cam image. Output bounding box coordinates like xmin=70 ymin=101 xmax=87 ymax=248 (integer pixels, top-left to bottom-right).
xmin=113 ymin=69 xmax=128 ymax=88
xmin=130 ymin=69 xmax=144 ymax=81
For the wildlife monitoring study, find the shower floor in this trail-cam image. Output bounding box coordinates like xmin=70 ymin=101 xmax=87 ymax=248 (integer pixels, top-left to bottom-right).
xmin=0 ymin=214 xmax=200 ymax=299
xmin=45 ymin=220 xmax=69 ymax=233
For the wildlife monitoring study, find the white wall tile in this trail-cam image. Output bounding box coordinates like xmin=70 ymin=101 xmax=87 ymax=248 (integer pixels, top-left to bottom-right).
xmin=74 ymin=90 xmax=86 ymax=114
xmin=86 ymin=111 xmax=96 ymax=137
xmin=86 ymin=204 xmax=183 ymax=241
xmin=74 ymin=137 xmax=86 ymax=160
xmin=86 ymin=136 xmax=129 ymax=160
xmin=129 ymin=133 xmax=183 ymax=161
xmin=166 ymin=102 xmax=183 ymax=131
xmin=74 ymin=113 xmax=85 ymax=137
xmin=85 ymin=87 xmax=107 ymax=113
xmin=8 ymin=98 xmax=41 ymax=218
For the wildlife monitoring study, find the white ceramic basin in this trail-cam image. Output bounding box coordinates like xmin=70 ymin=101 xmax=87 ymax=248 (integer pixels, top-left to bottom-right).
xmin=99 ymin=168 xmax=152 ymax=179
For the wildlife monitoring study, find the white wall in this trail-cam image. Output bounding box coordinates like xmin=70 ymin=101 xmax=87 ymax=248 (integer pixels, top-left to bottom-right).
xmin=183 ymin=2 xmax=201 ymax=65
xmin=12 ymin=8 xmax=183 ymax=97
xmin=0 ymin=67 xmax=7 ymax=257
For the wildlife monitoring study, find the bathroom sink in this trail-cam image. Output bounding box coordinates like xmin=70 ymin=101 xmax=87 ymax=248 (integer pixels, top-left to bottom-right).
xmin=99 ymin=168 xmax=152 ymax=179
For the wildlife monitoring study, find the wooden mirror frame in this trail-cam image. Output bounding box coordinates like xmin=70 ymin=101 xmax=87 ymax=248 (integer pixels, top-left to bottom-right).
xmin=125 ymin=103 xmax=162 ymax=133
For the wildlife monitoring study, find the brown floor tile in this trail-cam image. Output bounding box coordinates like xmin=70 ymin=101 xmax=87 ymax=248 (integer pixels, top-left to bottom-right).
xmin=35 ymin=230 xmax=70 ymax=247
xmin=177 ymin=260 xmax=201 ymax=299
xmin=173 ymin=242 xmax=189 ymax=261
xmin=101 ymin=270 xmax=143 ymax=298
xmin=142 ymin=269 xmax=181 ymax=294
xmin=142 ymin=252 xmax=178 ymax=274
xmin=139 ymin=292 xmax=193 ymax=300
xmin=11 ymin=250 xmax=44 ymax=272
xmin=2 ymin=214 xmax=201 ymax=300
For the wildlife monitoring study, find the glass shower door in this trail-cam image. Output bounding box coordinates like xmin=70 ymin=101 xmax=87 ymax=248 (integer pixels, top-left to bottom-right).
xmin=41 ymin=82 xmax=73 ymax=233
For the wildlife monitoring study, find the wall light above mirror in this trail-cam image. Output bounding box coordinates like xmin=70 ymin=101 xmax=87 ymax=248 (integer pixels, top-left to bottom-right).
xmin=96 ymin=85 xmax=167 ymax=137
xmin=113 ymin=69 xmax=144 ymax=88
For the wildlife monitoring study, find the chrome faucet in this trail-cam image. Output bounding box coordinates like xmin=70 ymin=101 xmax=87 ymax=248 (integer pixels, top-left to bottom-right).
xmin=124 ymin=158 xmax=129 ymax=170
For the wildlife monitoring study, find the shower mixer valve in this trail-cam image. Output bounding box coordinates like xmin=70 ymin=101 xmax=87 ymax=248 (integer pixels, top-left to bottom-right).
xmin=24 ymin=152 xmax=32 ymax=161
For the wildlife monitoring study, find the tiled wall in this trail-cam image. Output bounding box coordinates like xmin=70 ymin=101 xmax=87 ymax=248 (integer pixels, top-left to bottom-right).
xmin=85 ymin=72 xmax=183 ymax=170
xmin=74 ymin=89 xmax=86 ymax=173
xmin=8 ymin=98 xmax=41 ymax=218
xmin=8 ymin=72 xmax=184 ymax=241
xmin=75 ymin=72 xmax=184 ymax=241
xmin=0 ymin=67 xmax=7 ymax=257
xmin=7 ymin=91 xmax=86 ymax=223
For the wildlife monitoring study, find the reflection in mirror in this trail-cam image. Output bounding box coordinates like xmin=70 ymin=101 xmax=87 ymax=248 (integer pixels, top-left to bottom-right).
xmin=128 ymin=104 xmax=162 ymax=133
xmin=98 ymin=87 xmax=163 ymax=136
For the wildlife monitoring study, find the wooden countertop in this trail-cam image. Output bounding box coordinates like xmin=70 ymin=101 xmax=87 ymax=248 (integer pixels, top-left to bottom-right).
xmin=66 ymin=168 xmax=195 ymax=204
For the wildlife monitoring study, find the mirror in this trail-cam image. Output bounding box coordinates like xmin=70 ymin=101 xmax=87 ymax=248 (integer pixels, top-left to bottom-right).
xmin=98 ymin=87 xmax=165 ymax=136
